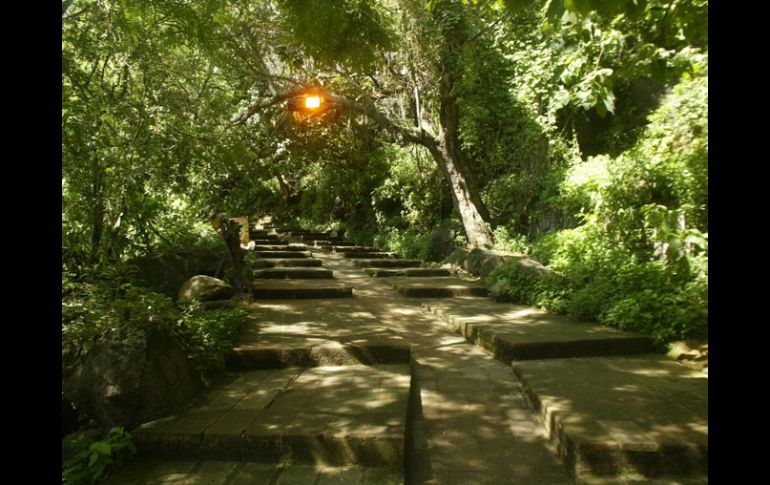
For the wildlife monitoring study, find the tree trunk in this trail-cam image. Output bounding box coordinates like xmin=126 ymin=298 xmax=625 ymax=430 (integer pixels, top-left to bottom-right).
xmin=426 ymin=140 xmax=494 ymax=249
xmin=432 ymin=46 xmax=494 ymax=248
xmin=422 ymin=2 xmax=494 ymax=248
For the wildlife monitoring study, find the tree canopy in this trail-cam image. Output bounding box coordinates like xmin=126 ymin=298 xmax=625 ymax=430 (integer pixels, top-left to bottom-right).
xmin=63 ymin=0 xmax=707 ymax=342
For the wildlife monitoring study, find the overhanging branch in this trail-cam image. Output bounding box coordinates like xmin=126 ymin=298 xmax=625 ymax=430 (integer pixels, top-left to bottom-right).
xmin=232 ymin=85 xmax=439 ymax=148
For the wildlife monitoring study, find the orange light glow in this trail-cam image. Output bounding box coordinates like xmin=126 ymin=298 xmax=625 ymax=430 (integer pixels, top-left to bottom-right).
xmin=305 ymin=96 xmax=321 ymax=109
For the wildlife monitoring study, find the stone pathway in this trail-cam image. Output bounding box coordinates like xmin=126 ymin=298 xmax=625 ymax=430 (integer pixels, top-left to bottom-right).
xmin=106 ymin=225 xmax=707 ymax=484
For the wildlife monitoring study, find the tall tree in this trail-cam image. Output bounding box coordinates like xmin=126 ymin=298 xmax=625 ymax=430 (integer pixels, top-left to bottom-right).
xmin=232 ymin=0 xmax=497 ymax=248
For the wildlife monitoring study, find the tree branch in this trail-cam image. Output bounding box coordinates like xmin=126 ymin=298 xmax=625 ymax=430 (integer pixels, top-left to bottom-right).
xmin=233 ymin=84 xmax=440 ymax=149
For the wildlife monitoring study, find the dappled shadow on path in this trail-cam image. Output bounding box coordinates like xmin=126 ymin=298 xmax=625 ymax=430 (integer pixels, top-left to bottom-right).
xmin=315 ymin=252 xmax=574 ymax=484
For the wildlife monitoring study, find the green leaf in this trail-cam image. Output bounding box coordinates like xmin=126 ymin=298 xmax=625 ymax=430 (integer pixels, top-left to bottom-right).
xmin=565 ymin=0 xmax=593 ymax=16
xmin=501 ymin=0 xmax=538 ymax=14
xmin=624 ymin=0 xmax=647 ymax=20
xmin=589 ymin=0 xmax=623 ymax=17
xmin=546 ymin=0 xmax=565 ymax=22
xmin=90 ymin=442 xmax=112 ymax=455
xmin=601 ymin=89 xmax=615 ymax=114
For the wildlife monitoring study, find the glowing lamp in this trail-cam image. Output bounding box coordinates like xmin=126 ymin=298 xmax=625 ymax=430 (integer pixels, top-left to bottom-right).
xmin=288 ymin=93 xmax=326 ymax=112
xmin=305 ymin=96 xmax=321 ymax=109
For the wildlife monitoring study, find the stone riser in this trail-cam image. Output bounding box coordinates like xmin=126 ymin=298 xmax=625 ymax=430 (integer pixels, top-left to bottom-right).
xmin=422 ymin=304 xmax=657 ymax=361
xmin=227 ymin=345 xmax=411 ymax=370
xmin=354 ymin=260 xmax=422 ymax=268
xmin=332 ymin=246 xmax=378 ymax=253
xmin=342 ymin=253 xmax=395 ymax=259
xmin=254 ymin=251 xmax=312 ymax=258
xmin=513 ymin=366 xmax=707 ymax=479
xmin=251 ymin=245 xmax=308 ymax=251
xmin=366 ymin=269 xmax=451 ymax=277
xmin=132 ymin=365 xmax=410 ymax=468
xmin=251 ymin=288 xmax=353 ymax=299
xmin=253 ymin=270 xmax=334 ymax=279
xmin=254 ymin=259 xmax=324 ymax=268
xmin=251 ymin=239 xmax=285 ymax=245
xmin=133 ymin=432 xmax=404 ymax=467
xmin=396 ymin=287 xmax=488 ymax=298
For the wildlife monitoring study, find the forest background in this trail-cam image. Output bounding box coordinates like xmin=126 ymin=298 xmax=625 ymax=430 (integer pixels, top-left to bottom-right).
xmin=62 ymin=0 xmax=708 ymax=398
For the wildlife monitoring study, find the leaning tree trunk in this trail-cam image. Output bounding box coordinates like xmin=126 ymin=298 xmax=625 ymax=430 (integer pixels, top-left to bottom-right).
xmin=431 ymin=58 xmax=494 ymax=249
xmin=426 ymin=140 xmax=494 ymax=249
xmin=420 ymin=1 xmax=494 ymax=249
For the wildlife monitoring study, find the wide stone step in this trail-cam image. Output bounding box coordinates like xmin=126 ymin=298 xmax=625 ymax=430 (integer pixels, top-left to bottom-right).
xmin=230 ymin=299 xmax=411 ymax=370
xmin=254 ymin=259 xmax=324 ymax=268
xmin=365 ymin=268 xmax=451 ymax=278
xmin=353 ymin=259 xmax=422 ymax=268
xmin=275 ymin=228 xmax=310 ymax=234
xmin=104 ymin=460 xmax=402 ymax=484
xmin=254 ymin=251 xmax=312 ymax=258
xmin=252 ymin=280 xmax=352 ymax=299
xmin=342 ymin=252 xmax=396 ymax=259
xmin=390 ymin=277 xmax=487 ymax=298
xmin=249 ymin=230 xmax=269 ymax=238
xmin=252 ymin=268 xmax=334 ymax=279
xmin=132 ymin=365 xmax=410 ymax=467
xmin=251 ymin=244 xmax=308 ymax=252
xmin=327 ymin=242 xmax=356 ymax=247
xmin=421 ymin=297 xmax=657 ymax=361
xmin=228 ymin=335 xmax=411 ymax=370
xmin=513 ymin=355 xmax=707 ymax=481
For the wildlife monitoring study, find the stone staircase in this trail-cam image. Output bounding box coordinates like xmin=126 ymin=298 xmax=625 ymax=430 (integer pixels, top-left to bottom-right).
xmin=107 ymin=221 xmax=707 ymax=484
xmin=249 ymin=228 xmax=355 ymax=300
xmin=107 ymin=223 xmax=413 ymax=483
xmin=339 ymin=232 xmax=707 ymax=483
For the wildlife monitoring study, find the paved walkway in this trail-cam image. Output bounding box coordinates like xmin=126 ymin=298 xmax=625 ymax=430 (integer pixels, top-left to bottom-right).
xmin=105 ymin=233 xmax=707 ymax=484
xmin=314 ymin=252 xmax=573 ymax=484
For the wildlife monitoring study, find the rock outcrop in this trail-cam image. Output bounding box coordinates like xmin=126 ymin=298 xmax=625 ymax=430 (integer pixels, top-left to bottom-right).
xmin=178 ymin=275 xmax=235 ymax=303
xmin=62 ymin=320 xmax=201 ymax=430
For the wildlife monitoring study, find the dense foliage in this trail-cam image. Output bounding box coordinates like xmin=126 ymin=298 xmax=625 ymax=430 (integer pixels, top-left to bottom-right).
xmin=62 ymin=267 xmax=251 ymax=382
xmin=488 ymin=62 xmax=708 ymax=343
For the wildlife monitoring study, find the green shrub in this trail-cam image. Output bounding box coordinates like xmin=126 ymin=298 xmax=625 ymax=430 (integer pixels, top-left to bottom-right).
xmin=62 ymin=427 xmax=136 ymax=484
xmin=374 ymin=228 xmax=433 ymax=260
xmin=488 ymin=65 xmax=708 ymax=345
xmin=62 ymin=270 xmax=179 ymax=369
xmin=63 ymin=269 xmax=252 ymax=383
xmin=492 ymin=226 xmax=531 ymax=254
xmin=175 ymin=303 xmax=252 ymax=381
